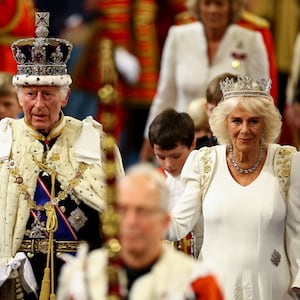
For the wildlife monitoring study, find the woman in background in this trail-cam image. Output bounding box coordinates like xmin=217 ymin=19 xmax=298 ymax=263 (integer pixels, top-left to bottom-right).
xmin=140 ymin=0 xmax=269 ymax=161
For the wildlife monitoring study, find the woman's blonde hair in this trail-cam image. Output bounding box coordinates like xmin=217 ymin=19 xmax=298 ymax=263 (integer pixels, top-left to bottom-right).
xmin=185 ymin=0 xmax=244 ymax=24
xmin=209 ymin=96 xmax=282 ymax=145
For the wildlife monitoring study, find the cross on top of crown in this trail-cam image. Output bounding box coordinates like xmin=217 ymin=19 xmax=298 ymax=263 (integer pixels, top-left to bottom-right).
xmin=35 ymin=12 xmax=49 ymax=38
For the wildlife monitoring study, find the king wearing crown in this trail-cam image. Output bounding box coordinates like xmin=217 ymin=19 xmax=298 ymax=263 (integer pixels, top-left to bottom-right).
xmin=0 ymin=12 xmax=124 ymax=300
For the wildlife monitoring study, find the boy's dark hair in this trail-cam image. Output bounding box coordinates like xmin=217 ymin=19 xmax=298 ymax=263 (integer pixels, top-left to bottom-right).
xmin=206 ymin=72 xmax=238 ymax=104
xmin=148 ymin=108 xmax=195 ymax=150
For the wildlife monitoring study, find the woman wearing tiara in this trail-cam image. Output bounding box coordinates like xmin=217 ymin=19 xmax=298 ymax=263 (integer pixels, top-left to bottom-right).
xmin=166 ymin=75 xmax=300 ymax=299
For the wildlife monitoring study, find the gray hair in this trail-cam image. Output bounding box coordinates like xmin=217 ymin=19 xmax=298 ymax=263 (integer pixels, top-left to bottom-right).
xmin=209 ymin=96 xmax=282 ymax=145
xmin=59 ymin=85 xmax=70 ymax=99
xmin=124 ymin=163 xmax=169 ymax=213
xmin=186 ymin=0 xmax=244 ymax=23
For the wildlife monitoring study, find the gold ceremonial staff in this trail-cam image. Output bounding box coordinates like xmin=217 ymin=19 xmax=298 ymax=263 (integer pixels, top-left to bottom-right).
xmin=98 ymin=38 xmax=123 ymax=300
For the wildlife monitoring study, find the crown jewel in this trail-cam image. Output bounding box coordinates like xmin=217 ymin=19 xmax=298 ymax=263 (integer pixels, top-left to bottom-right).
xmin=11 ymin=12 xmax=73 ymax=86
xmin=220 ymin=75 xmax=272 ymax=101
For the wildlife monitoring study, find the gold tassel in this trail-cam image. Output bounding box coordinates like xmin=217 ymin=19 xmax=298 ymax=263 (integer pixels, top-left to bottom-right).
xmin=39 ymin=268 xmax=50 ymax=300
xmin=15 ymin=271 xmax=25 ymax=300
xmin=33 ymin=133 xmax=59 ymax=300
xmin=39 ymin=188 xmax=58 ymax=300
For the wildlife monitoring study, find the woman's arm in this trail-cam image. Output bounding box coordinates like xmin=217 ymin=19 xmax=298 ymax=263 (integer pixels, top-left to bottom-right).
xmin=166 ymin=150 xmax=203 ymax=240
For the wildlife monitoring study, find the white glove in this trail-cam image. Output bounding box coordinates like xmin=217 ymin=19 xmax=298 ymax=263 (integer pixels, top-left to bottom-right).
xmin=114 ymin=47 xmax=141 ymax=84
xmin=75 ymin=116 xmax=101 ymax=165
xmin=0 ymin=252 xmax=37 ymax=295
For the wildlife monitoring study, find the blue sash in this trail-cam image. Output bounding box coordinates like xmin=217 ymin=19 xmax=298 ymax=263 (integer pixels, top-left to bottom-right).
xmin=33 ymin=177 xmax=77 ymax=240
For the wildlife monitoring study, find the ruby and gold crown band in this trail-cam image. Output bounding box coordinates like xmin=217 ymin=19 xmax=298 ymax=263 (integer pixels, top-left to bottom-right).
xmin=220 ymin=75 xmax=272 ymax=101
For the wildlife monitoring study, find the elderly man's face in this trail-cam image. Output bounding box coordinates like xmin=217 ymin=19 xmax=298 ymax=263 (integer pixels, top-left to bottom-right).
xmin=17 ymin=85 xmax=69 ymax=133
xmin=117 ymin=174 xmax=169 ymax=268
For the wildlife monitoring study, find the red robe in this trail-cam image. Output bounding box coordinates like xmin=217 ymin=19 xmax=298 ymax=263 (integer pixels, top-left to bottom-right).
xmin=237 ymin=10 xmax=278 ymax=104
xmin=0 ymin=0 xmax=35 ymax=73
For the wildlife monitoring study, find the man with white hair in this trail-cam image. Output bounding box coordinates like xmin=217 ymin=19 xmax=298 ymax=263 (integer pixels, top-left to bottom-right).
xmin=0 ymin=12 xmax=124 ymax=300
xmin=57 ymin=163 xmax=223 ymax=300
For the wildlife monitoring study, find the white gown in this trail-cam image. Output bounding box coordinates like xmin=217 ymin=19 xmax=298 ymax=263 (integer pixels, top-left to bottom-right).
xmin=167 ymin=144 xmax=300 ymax=300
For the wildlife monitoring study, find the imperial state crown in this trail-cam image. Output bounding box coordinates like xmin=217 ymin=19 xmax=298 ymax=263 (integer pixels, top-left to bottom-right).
xmin=11 ymin=12 xmax=73 ymax=86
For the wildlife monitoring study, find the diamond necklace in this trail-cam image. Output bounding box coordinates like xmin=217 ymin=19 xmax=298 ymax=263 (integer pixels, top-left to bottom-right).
xmin=229 ymin=144 xmax=263 ymax=174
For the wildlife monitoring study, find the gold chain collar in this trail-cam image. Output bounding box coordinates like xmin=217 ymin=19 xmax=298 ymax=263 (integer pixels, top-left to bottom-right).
xmin=7 ymin=156 xmax=88 ymax=209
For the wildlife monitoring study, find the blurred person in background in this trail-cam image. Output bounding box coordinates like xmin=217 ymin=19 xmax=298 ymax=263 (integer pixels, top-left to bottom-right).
xmin=285 ymin=32 xmax=300 ymax=107
xmin=187 ymin=97 xmax=214 ymax=149
xmin=0 ymin=0 xmax=35 ymax=73
xmin=244 ymin=0 xmax=299 ymax=113
xmin=279 ymin=84 xmax=300 ymax=150
xmin=279 ymin=33 xmax=300 ymax=150
xmin=57 ymin=163 xmax=223 ymax=300
xmin=0 ymin=72 xmax=22 ymax=120
xmin=140 ymin=0 xmax=269 ymax=162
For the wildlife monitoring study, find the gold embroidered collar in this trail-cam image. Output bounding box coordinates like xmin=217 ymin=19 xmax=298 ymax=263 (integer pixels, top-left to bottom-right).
xmin=24 ymin=111 xmax=66 ymax=143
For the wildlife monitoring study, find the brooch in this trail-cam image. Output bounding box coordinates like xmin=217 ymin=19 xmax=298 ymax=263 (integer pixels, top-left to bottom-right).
xmin=68 ymin=207 xmax=88 ymax=231
xmin=270 ymin=249 xmax=281 ymax=266
xmin=231 ymin=50 xmax=247 ymax=70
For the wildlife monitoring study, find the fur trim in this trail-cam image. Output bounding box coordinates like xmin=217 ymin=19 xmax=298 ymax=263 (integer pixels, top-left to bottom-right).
xmin=12 ymin=75 xmax=72 ymax=86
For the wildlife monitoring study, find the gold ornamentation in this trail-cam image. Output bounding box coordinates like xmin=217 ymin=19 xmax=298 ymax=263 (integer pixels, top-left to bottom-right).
xmin=274 ymin=146 xmax=296 ymax=199
xmin=60 ymin=206 xmax=66 ymax=213
xmin=58 ymin=191 xmax=68 ymax=200
xmin=107 ymin=238 xmax=121 ymax=254
xmin=51 ymin=153 xmax=60 ymax=161
xmin=199 ymin=147 xmax=214 ymax=200
xmin=98 ymin=36 xmax=122 ymax=299
xmin=232 ymin=60 xmax=240 ymax=69
xmin=103 ymin=135 xmax=116 ymax=151
xmin=19 ymin=239 xmax=81 ymax=254
xmin=15 ymin=176 xmax=23 ymax=184
xmin=8 ymin=157 xmax=88 ymax=209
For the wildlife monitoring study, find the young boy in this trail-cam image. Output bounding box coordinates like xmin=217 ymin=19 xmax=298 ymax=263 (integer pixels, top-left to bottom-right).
xmin=0 ymin=72 xmax=22 ymax=120
xmin=148 ymin=108 xmax=202 ymax=257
